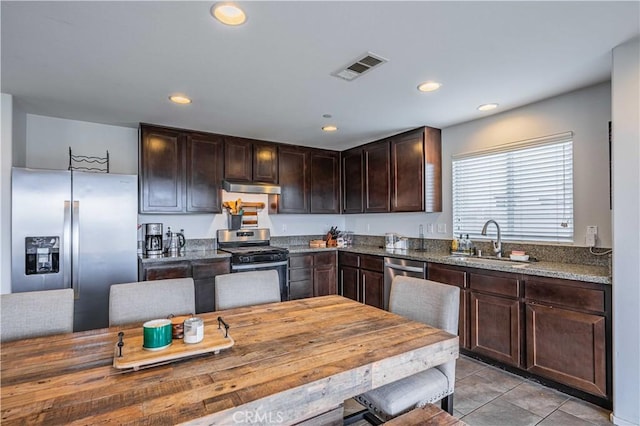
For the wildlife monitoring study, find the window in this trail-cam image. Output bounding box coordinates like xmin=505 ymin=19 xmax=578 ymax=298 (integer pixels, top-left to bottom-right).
xmin=452 ymin=132 xmax=573 ymax=243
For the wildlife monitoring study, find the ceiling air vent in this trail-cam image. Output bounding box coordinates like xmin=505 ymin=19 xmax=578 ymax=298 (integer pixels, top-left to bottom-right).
xmin=332 ymin=52 xmax=388 ymax=81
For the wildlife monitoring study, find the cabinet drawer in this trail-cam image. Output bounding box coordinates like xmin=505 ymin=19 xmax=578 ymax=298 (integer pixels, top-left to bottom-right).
xmin=469 ymin=270 xmax=519 ymax=298
xmin=143 ymin=262 xmax=191 ymax=281
xmin=428 ymin=263 xmax=466 ymax=288
xmin=360 ymin=255 xmax=383 ymax=272
xmin=191 ymin=259 xmax=230 ymax=279
xmin=290 ymin=268 xmax=312 ymax=282
xmin=339 ymin=252 xmax=359 ymax=268
xmin=314 ymin=251 xmax=336 ymax=266
xmin=524 ymin=277 xmax=605 ymax=314
xmin=290 ymin=254 xmax=313 ymax=269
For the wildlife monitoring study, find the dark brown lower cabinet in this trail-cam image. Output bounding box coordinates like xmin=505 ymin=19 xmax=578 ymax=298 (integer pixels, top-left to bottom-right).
xmin=338 ymin=252 xmax=384 ymax=309
xmin=470 ymin=292 xmax=521 ymax=366
xmin=524 ymin=276 xmax=609 ymax=398
xmin=289 ymin=252 xmax=337 ymax=300
xmin=427 ymin=263 xmax=469 ymax=349
xmin=192 ymin=259 xmax=230 ymax=314
xmin=139 ymin=258 xmax=230 ymax=314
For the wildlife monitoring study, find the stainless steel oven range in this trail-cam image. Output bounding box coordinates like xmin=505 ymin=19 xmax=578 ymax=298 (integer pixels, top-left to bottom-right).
xmin=217 ymin=228 xmax=289 ymax=301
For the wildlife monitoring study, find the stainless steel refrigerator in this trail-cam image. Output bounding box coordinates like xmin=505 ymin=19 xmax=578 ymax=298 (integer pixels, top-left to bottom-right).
xmin=11 ymin=167 xmax=138 ymax=331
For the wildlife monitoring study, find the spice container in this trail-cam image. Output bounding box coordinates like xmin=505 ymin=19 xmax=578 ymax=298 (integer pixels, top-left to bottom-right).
xmin=183 ymin=317 xmax=204 ymax=344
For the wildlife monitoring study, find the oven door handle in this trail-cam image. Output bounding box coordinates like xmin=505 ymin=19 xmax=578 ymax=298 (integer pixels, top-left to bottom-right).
xmin=231 ymin=260 xmax=289 ymax=270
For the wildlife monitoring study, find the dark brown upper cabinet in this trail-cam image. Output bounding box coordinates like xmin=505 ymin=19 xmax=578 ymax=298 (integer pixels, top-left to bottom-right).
xmin=364 ymin=140 xmax=391 ymax=213
xmin=139 ymin=124 xmax=223 ymax=214
xmin=341 ymin=147 xmax=364 ymax=214
xmin=223 ymin=136 xmax=278 ymax=183
xmin=271 ymin=145 xmax=340 ymax=214
xmin=390 ymin=127 xmax=441 ymax=212
xmin=349 ymin=126 xmax=442 ymax=214
xmin=309 ymin=149 xmax=340 ymax=214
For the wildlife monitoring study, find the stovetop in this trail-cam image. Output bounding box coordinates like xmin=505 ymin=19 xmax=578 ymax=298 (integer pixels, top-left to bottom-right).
xmin=217 ymin=228 xmax=288 ymax=264
xmin=219 ymin=245 xmax=288 ymax=255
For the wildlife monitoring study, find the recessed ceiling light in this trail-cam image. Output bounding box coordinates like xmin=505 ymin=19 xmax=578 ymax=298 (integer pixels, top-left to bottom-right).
xmin=322 ymin=125 xmax=338 ymax=132
xmin=478 ymin=103 xmax=499 ymax=111
xmin=211 ymin=2 xmax=246 ymax=26
xmin=322 ymin=114 xmax=332 ymax=118
xmin=169 ymin=95 xmax=192 ymax=105
xmin=417 ymin=81 xmax=442 ymax=92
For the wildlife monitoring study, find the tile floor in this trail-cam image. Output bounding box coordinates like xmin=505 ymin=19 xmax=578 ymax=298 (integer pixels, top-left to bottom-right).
xmin=345 ymin=355 xmax=612 ymax=425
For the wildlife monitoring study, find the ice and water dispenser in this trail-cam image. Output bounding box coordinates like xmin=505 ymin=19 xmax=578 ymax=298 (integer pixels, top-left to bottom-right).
xmin=24 ymin=236 xmax=60 ymax=275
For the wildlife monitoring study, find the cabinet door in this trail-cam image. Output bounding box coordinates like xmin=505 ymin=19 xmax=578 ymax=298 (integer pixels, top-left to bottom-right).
xmin=364 ymin=140 xmax=390 ymax=213
xmin=342 ymin=148 xmax=364 ymax=214
xmin=310 ymin=149 xmax=340 ymax=214
xmin=141 ymin=262 xmax=191 ymax=281
xmin=192 ymin=259 xmax=230 ymax=314
xmin=314 ymin=252 xmax=337 ymax=297
xmin=428 ymin=263 xmax=469 ymax=348
xmin=186 ymin=133 xmax=223 ymax=213
xmin=289 ymin=254 xmax=313 ymax=300
xmin=140 ymin=126 xmax=184 ymax=213
xmin=526 ymin=302 xmax=607 ymax=397
xmin=253 ymin=141 xmax=278 ymax=183
xmin=340 ymin=265 xmax=359 ymax=302
xmin=224 ymin=137 xmax=253 ymax=182
xmin=278 ymin=146 xmax=309 ymax=213
xmin=361 ymin=270 xmax=384 ymax=309
xmin=470 ymin=292 xmax=521 ymax=366
xmin=390 ymin=129 xmax=424 ymax=212
xmin=423 ymin=127 xmax=442 ymax=212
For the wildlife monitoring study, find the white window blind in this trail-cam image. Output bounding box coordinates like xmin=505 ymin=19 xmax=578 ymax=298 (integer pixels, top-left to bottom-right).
xmin=452 ymin=132 xmax=573 ymax=243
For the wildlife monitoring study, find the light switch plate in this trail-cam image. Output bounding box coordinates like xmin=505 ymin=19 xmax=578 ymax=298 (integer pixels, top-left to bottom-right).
xmin=437 ymin=223 xmax=446 ymax=233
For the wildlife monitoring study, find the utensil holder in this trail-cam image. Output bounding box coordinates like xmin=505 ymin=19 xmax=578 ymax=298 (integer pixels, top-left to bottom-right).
xmin=229 ymin=214 xmax=243 ymax=230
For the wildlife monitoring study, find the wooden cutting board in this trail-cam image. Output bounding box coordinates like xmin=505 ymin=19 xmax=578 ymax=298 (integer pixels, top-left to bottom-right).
xmin=113 ymin=323 xmax=234 ymax=371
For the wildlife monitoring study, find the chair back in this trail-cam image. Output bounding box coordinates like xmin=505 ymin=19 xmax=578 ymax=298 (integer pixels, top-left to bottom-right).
xmin=215 ymin=270 xmax=281 ymax=310
xmin=1 ymin=288 xmax=74 ymax=342
xmin=389 ymin=276 xmax=459 ymax=334
xmin=109 ymin=278 xmax=195 ymax=326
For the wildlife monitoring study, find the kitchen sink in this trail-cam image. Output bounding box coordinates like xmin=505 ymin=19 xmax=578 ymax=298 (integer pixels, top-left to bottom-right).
xmin=447 ymin=255 xmax=530 ymax=268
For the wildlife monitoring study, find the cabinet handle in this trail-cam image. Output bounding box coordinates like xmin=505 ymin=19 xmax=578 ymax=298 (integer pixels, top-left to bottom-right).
xmin=362 ymin=275 xmax=366 ymax=305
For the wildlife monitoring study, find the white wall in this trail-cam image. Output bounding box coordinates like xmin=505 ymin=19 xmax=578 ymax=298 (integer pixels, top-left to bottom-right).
xmin=26 ymin=114 xmax=138 ymax=174
xmin=611 ymin=37 xmax=640 ymax=426
xmin=1 ymin=94 xmax=14 ymax=294
xmin=346 ymin=82 xmax=613 ymax=247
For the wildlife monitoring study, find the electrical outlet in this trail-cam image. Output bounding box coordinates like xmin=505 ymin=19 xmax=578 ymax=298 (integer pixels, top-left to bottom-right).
xmin=282 ymin=224 xmax=287 ymax=233
xmin=586 ymin=225 xmax=597 ymax=247
xmin=437 ymin=223 xmax=446 ymax=233
xmin=366 ymin=223 xmax=370 ymax=232
xmin=427 ymin=224 xmax=434 ymax=233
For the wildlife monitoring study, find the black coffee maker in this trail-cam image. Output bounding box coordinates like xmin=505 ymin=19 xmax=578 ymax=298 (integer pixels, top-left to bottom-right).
xmin=143 ymin=223 xmax=163 ymax=256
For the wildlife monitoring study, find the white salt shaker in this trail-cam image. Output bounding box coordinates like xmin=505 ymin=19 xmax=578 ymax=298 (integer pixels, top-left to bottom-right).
xmin=183 ymin=317 xmax=204 ymax=344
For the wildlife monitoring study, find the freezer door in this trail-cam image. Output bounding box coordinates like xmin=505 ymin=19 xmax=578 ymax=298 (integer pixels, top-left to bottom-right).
xmin=11 ymin=168 xmax=71 ymax=292
xmin=72 ymin=172 xmax=138 ymax=331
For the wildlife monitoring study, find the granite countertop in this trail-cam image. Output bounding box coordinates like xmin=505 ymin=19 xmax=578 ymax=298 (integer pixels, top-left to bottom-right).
xmin=140 ymin=244 xmax=610 ymax=285
xmin=139 ymin=250 xmax=230 ymax=264
xmin=282 ymin=244 xmax=611 ymax=285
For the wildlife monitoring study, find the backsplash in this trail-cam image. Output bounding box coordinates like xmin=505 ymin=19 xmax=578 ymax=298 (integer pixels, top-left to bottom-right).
xmin=181 ymin=234 xmax=611 ymax=269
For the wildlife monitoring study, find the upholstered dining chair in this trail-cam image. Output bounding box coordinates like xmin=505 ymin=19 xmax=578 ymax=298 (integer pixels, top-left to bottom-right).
xmin=353 ymin=276 xmax=460 ymax=424
xmin=109 ymin=278 xmax=195 ymax=326
xmin=215 ymin=270 xmax=281 ymax=310
xmin=1 ymin=288 xmax=75 ymax=342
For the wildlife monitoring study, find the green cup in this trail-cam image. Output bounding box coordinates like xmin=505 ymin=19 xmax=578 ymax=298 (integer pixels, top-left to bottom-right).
xmin=142 ymin=319 xmax=172 ymax=350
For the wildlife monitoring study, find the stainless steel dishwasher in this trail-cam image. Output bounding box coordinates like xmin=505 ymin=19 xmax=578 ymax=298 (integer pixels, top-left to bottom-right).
xmin=383 ymin=257 xmax=427 ymax=310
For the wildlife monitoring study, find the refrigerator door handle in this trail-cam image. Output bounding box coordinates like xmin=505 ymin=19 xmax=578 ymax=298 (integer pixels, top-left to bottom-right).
xmin=72 ymin=201 xmax=80 ymax=299
xmin=63 ymin=200 xmax=72 ymax=291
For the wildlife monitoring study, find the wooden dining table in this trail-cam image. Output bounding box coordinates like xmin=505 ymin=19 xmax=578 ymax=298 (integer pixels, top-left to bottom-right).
xmin=1 ymin=295 xmax=459 ymax=425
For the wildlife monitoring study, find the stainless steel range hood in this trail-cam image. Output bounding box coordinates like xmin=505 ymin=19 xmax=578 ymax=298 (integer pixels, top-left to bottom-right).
xmin=223 ymin=180 xmax=281 ymax=195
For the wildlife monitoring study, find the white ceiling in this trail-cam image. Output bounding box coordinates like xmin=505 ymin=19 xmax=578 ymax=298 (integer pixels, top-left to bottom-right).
xmin=2 ymin=1 xmax=638 ymax=150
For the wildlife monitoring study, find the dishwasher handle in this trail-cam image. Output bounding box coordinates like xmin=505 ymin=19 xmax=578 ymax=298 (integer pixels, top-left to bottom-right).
xmin=384 ymin=262 xmax=425 ymax=274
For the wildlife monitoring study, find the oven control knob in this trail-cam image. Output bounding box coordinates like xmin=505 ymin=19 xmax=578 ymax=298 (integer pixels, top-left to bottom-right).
xmin=239 ymin=256 xmax=250 ymax=263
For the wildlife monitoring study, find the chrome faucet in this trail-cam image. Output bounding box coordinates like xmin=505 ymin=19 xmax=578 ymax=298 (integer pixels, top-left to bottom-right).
xmin=481 ymin=219 xmax=502 ymax=258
